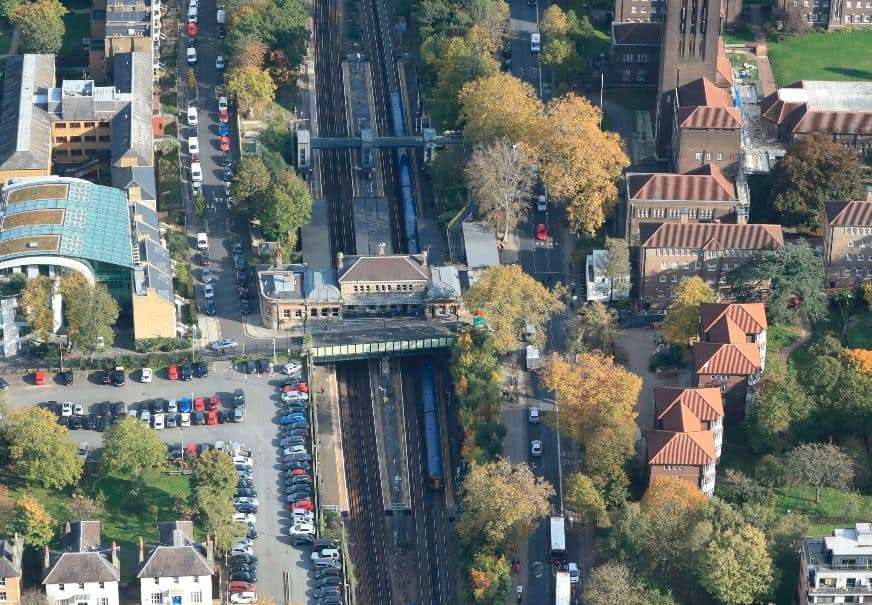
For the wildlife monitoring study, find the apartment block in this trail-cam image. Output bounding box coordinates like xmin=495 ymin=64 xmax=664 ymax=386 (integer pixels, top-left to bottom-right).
xmin=644 ymin=427 xmax=717 ymax=495
xmin=699 ymin=302 xmax=768 ymax=367
xmin=90 ymin=0 xmax=161 ymax=79
xmin=607 ymin=22 xmax=661 ymax=86
xmin=778 ymin=0 xmax=872 ymax=27
xmin=637 ymin=222 xmax=784 ymax=307
xmin=799 ymin=523 xmax=872 ymax=604
xmin=693 ymin=341 xmax=762 ymax=420
xmin=653 ymin=386 xmax=725 ymax=457
xmin=824 ymin=200 xmax=872 ymax=288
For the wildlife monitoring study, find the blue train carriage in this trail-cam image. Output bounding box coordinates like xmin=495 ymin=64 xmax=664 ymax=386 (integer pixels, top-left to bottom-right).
xmin=420 ymin=361 xmax=444 ymax=489
xmin=399 ymin=154 xmax=419 ymax=254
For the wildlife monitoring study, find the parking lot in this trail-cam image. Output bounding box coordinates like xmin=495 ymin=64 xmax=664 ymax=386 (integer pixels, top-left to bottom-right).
xmin=6 ymin=360 xmax=318 ymax=604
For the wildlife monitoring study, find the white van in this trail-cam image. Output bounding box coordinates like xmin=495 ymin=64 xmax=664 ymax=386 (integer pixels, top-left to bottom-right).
xmin=216 ymin=8 xmax=225 ymax=23
xmin=196 ymin=232 xmax=209 ymax=249
xmin=187 ymin=4 xmax=197 ymax=23
xmin=191 ymin=162 xmax=203 ymax=182
xmin=531 ymin=33 xmax=541 ymax=52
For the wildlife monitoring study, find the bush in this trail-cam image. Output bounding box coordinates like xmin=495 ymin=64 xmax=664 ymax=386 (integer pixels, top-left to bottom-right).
xmin=135 ymin=337 xmax=192 ymax=353
xmin=648 ymin=345 xmax=683 ymax=371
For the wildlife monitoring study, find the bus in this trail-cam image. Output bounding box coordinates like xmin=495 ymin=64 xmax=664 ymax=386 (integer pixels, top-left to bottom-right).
xmin=549 ymin=516 xmax=566 ymax=564
xmin=555 ymin=571 xmax=571 ymax=605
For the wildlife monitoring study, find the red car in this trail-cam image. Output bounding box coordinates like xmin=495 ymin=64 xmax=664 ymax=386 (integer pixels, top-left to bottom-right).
xmin=34 ymin=369 xmax=46 ymax=385
xmin=185 ymin=443 xmax=198 ymax=458
xmin=206 ymin=410 xmax=218 ymax=425
xmin=219 ymin=111 xmax=229 ymax=124
xmin=167 ymin=364 xmax=179 ymax=380
xmin=194 ymin=397 xmax=206 ymax=412
xmin=289 ymin=499 xmax=313 ymax=511
xmin=535 ymin=224 xmax=548 ymax=241
xmin=228 ymin=581 xmax=255 ymax=594
xmin=289 ymin=468 xmax=307 ymax=477
xmin=209 ymin=395 xmax=220 ymax=411
xmin=186 ymin=22 xmax=197 ymax=37
xmin=219 ymin=136 xmax=230 ymax=152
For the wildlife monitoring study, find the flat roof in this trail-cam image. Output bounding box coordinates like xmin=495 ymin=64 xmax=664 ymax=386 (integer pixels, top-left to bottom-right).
xmin=782 ymin=81 xmax=872 ymax=113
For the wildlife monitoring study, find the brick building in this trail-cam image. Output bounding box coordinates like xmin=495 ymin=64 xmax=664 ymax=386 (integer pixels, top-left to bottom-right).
xmin=0 ymin=536 xmax=22 ymax=605
xmin=607 ymin=22 xmax=661 ymax=86
xmin=823 ymin=199 xmax=872 ymax=288
xmin=637 ymin=222 xmax=784 ymax=306
xmin=672 ymin=77 xmax=743 ymax=175
xmin=653 ymin=386 xmax=725 ymax=457
xmin=693 ymin=341 xmax=762 ymax=420
xmin=644 ymin=426 xmax=717 ymax=495
xmin=699 ymin=302 xmax=768 ymax=365
xmin=777 ymin=0 xmax=872 ymax=27
xmin=257 ymin=265 xmax=342 ymax=329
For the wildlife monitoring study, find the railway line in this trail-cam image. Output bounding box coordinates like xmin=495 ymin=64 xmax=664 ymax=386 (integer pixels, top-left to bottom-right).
xmin=336 ymin=361 xmax=392 ymax=605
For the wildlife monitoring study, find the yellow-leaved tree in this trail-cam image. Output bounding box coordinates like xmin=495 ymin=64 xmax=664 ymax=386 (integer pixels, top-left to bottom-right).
xmin=458 ymin=73 xmax=543 ymax=145
xmin=661 ymin=276 xmax=716 ymax=345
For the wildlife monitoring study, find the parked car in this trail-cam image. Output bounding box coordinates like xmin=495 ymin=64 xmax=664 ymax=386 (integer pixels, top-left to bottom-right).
xmin=216 ymin=54 xmax=225 ymax=70
xmin=59 ymin=371 xmax=73 ymax=386
xmin=141 ymin=367 xmax=153 ymax=383
xmin=194 ymin=362 xmax=209 ymax=377
xmin=256 ymin=359 xmax=271 ymax=374
xmin=192 ymin=411 xmax=205 ymax=425
xmin=211 ymin=338 xmax=238 ymax=351
xmin=283 ymin=361 xmax=302 ymax=375
xmin=153 ymin=413 xmax=165 ymax=430
xmin=181 ymin=364 xmax=194 ymax=381
xmin=229 ymin=592 xmax=257 ymax=604
xmin=186 ymin=45 xmax=197 ymax=64
xmin=187 ymin=105 xmax=198 ymax=126
xmin=168 ymin=364 xmax=180 ymax=380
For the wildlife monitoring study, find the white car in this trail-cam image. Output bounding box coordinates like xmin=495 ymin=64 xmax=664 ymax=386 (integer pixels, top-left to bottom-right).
xmin=73 ymin=402 xmax=85 ymax=416
xmin=289 ymin=523 xmax=315 ymax=535
xmin=218 ymin=96 xmax=228 ymax=113
xmin=204 ymin=284 xmax=215 ymax=299
xmin=152 ymin=413 xmax=165 ymax=430
xmin=141 ymin=367 xmax=153 ymax=383
xmin=282 ymin=361 xmax=302 ymax=375
xmin=229 ymin=592 xmax=257 ymax=605
xmin=567 ymin=562 xmax=580 ymax=584
xmin=281 ymin=390 xmax=309 ymax=403
xmin=291 ymin=507 xmax=314 ymax=518
xmin=140 ymin=409 xmax=151 ymax=424
xmin=187 ymin=105 xmax=198 ymax=126
xmin=196 ymin=232 xmax=209 ymax=249
xmin=167 ymin=399 xmax=178 ymax=414
xmin=528 ymin=406 xmax=540 ymax=424
xmin=216 ymin=54 xmax=225 ymax=70
xmin=235 ymin=496 xmax=260 ymax=506
xmin=188 ymin=136 xmax=200 ymax=158
xmin=186 ymin=45 xmax=197 ymax=64
xmin=531 ymin=32 xmax=541 ymax=52
xmin=61 ymin=401 xmax=73 ymax=417
xmin=530 ymin=439 xmax=543 ymax=456
xmin=211 ymin=338 xmax=239 ymax=351
xmin=283 ymin=445 xmax=307 ymax=456
xmin=191 ymin=162 xmax=203 ymax=182
xmin=311 ymin=548 xmax=340 ymax=562
xmin=229 ymin=542 xmax=254 ymax=555
xmin=202 ymin=268 xmax=213 ymax=283
xmin=180 ymin=412 xmax=191 ymax=427
xmin=232 ymin=455 xmax=253 ymax=467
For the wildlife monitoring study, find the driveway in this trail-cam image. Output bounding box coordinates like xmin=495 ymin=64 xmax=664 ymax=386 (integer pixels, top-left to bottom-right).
xmin=6 ymin=363 xmax=313 ymax=604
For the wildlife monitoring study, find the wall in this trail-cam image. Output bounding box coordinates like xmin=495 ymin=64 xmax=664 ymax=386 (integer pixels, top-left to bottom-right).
xmin=45 ymin=581 xmax=119 ymax=605
xmin=138 ymin=575 xmax=211 ymax=605
xmin=0 ymin=167 xmax=52 ymax=184
xmin=0 ymin=575 xmax=21 ymax=605
xmin=674 ymin=127 xmax=741 ymax=175
xmin=695 ymin=374 xmax=747 ymax=421
xmin=51 ymin=121 xmax=112 ymax=165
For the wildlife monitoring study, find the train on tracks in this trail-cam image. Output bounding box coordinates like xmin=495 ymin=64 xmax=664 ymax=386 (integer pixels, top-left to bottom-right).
xmin=390 ymin=92 xmax=419 ymax=254
xmin=420 ymin=360 xmax=443 ymax=489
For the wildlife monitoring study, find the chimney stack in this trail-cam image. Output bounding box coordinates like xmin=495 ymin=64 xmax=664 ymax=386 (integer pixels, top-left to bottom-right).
xmin=111 ymin=541 xmax=119 ymax=569
xmin=43 ymin=545 xmax=50 ymax=570
xmin=336 ymin=252 xmax=344 ymax=270
xmin=421 ymin=249 xmax=428 ymax=267
xmin=377 ymin=242 xmax=386 ymax=256
xmin=138 ymin=537 xmax=144 ymax=563
xmin=205 ymin=536 xmax=214 ymax=564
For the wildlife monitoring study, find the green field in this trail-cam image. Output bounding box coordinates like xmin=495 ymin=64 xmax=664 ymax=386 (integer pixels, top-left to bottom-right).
xmin=768 ymin=30 xmax=872 ymax=85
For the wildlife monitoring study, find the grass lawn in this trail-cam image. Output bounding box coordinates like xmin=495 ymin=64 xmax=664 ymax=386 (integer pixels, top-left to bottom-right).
xmin=157 ymin=148 xmax=183 ymax=213
xmin=790 ymin=308 xmax=872 ymax=370
xmin=723 ymin=25 xmax=756 ymax=45
xmin=776 ymin=484 xmax=872 ymax=535
xmin=58 ymin=12 xmax=91 ymax=67
xmin=768 ymin=30 xmax=872 ymax=85
xmin=767 ymin=322 xmax=801 ymax=354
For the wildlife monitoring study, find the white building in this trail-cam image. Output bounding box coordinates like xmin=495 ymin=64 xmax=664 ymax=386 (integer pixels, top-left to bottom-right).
xmin=137 ymin=521 xmax=214 ymax=605
xmin=585 ymin=249 xmax=630 ymax=302
xmin=43 ymin=522 xmax=120 ymax=605
xmin=800 ymin=523 xmax=872 ymax=604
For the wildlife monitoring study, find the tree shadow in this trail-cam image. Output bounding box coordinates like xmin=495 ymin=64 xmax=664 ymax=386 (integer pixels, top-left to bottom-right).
xmin=823 ymin=67 xmax=872 ymax=80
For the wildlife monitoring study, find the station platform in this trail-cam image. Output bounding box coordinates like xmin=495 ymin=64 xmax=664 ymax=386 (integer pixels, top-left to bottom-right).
xmin=312 ymin=363 xmax=349 ymax=514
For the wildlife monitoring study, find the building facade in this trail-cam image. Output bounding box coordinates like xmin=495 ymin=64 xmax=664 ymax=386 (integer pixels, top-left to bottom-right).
xmin=90 ymin=0 xmax=161 ymax=78
xmin=824 ymin=200 xmax=872 ymax=288
xmin=779 ymin=0 xmax=872 ymax=27
xmin=257 ymin=265 xmax=342 ymax=329
xmin=607 ymin=22 xmax=662 ymax=86
xmin=799 ymin=523 xmax=872 ymax=604
xmin=672 ymin=77 xmax=743 ymax=175
xmin=0 ymin=536 xmax=23 ymax=605
xmin=43 ymin=522 xmax=120 ymax=605
xmin=699 ymin=302 xmax=768 ymax=367
xmin=644 ymin=429 xmax=717 ymax=495
xmin=637 ymin=222 xmax=784 ymax=306
xmin=137 ymin=521 xmax=213 ymax=605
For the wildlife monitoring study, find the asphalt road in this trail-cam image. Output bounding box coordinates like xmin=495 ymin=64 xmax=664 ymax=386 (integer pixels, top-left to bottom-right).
xmin=7 ymin=364 xmax=314 ymax=605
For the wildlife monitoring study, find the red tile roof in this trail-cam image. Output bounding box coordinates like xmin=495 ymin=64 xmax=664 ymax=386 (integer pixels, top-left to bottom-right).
xmin=646 ymin=430 xmax=716 ymax=466
xmin=700 ymin=303 xmax=768 ymax=335
xmin=693 ymin=342 xmax=762 ymax=375
xmin=654 ymin=386 xmax=725 ymax=423
xmin=826 ymin=200 xmax=872 ymax=227
xmin=678 ymin=77 xmax=732 ymax=108
xmin=715 ymin=38 xmax=734 ymax=88
xmin=677 ymin=106 xmax=743 ymax=129
xmin=760 ymin=81 xmax=872 ymax=136
xmin=639 ymin=222 xmax=784 ymax=250
xmin=659 ymin=401 xmax=703 ymax=432
xmin=628 ymin=164 xmax=736 ymax=202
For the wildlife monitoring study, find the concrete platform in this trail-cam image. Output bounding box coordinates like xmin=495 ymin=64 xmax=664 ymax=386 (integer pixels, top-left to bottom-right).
xmin=368 ymin=358 xmax=411 ymax=510
xmin=312 ymin=363 xmax=349 ymax=514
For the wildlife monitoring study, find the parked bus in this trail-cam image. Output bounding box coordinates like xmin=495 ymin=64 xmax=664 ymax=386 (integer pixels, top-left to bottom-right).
xmin=555 ymin=571 xmax=571 ymax=605
xmin=549 ymin=516 xmax=566 ymax=564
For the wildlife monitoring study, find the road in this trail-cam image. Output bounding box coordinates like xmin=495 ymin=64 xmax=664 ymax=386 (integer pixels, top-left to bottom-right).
xmin=7 ymin=363 xmax=315 ymax=604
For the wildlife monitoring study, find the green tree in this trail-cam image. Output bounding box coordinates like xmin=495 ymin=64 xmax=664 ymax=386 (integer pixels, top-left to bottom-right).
xmin=747 ymin=360 xmax=814 ymax=451
xmin=468 ymin=551 xmax=511 ymax=604
xmin=466 ymin=140 xmax=535 ymax=240
xmin=727 ymin=240 xmax=826 ymax=324
xmin=661 ymin=277 xmax=715 ymax=345
xmin=0 ymin=0 xmax=21 ymax=19
xmin=63 ymin=492 xmax=108 ymax=524
xmin=772 ymin=134 xmax=864 ymax=228
xmin=191 ymin=450 xmax=243 ymax=552
xmin=604 ymin=237 xmax=630 ymax=301
xmin=11 ymin=0 xmax=66 ymax=53
xmin=458 ymin=459 xmax=553 ymax=552
xmin=785 ymin=441 xmax=854 ymax=502
xmin=253 ymin=171 xmax=312 ymax=244
xmin=4 ymin=408 xmax=82 ymax=489
xmin=231 ymin=156 xmax=272 ymax=208
xmin=186 ymin=67 xmax=197 ymax=92
xmin=225 ymin=65 xmax=277 ymax=117
xmin=564 ymin=473 xmax=608 ymax=527
xmin=59 ymin=273 xmax=119 ymax=354
xmin=9 ymin=496 xmax=54 ymax=546
xmin=458 ymin=72 xmax=543 ymax=144
xmin=101 ymin=417 xmax=167 ymax=480
xmin=697 ymin=524 xmax=774 ymax=605
xmin=583 ymin=562 xmax=675 ymax=605
xmin=568 ymin=301 xmax=617 ymax=356
xmin=19 ymin=276 xmax=55 ymax=342
xmin=463 ymin=264 xmax=564 ymax=353
xmin=193 ymin=193 xmax=207 ymax=217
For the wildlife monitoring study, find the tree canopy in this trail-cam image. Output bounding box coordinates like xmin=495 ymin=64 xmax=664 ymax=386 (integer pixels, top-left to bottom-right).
xmin=101 ymin=417 xmax=166 ymax=479
xmin=458 ymin=73 xmax=543 ymax=144
xmin=564 ymin=472 xmax=609 ymax=527
xmin=466 ymin=140 xmax=535 ymax=240
xmin=698 ymin=524 xmax=774 ymax=605
xmin=19 ymin=276 xmax=55 ymax=342
xmin=784 ymin=441 xmax=854 ymax=502
xmin=253 ymin=170 xmax=312 ymax=244
xmin=661 ymin=277 xmax=715 ymax=345
xmin=191 ymin=450 xmax=245 ymax=552
xmin=225 ymin=65 xmax=277 ymax=117
xmin=11 ymin=0 xmax=66 ymax=54
xmin=59 ymin=273 xmax=119 ymax=354
xmin=9 ymin=495 xmax=54 ymax=547
xmin=583 ymin=562 xmax=676 ymax=605
xmin=468 ymin=552 xmax=511 ymax=604
xmin=3 ymin=407 xmax=82 ymax=489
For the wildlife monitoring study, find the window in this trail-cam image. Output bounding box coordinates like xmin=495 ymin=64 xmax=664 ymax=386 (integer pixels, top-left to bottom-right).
xmin=847 ymin=578 xmax=858 ymax=588
xmin=173 ymin=577 xmax=180 ymax=584
xmin=659 ymin=275 xmax=667 ymax=282
xmin=622 ymin=69 xmax=631 ymax=81
xmin=99 ymin=599 xmax=108 ymax=605
xmin=716 ymin=152 xmax=723 ymax=160
xmin=193 ymin=577 xmax=199 ymax=584
xmin=636 ymin=71 xmax=646 ymax=82
xmin=99 ymin=582 xmax=105 ymax=589
xmin=70 ymin=122 xmax=81 ymax=128
xmin=819 ymin=577 xmax=837 ymax=587
xmin=151 ymin=592 xmax=163 ymax=605
xmin=59 ymin=585 xmax=65 ymax=591
xmin=84 ymin=135 xmax=96 ymax=142
xmin=707 ymin=264 xmax=716 ymax=272
xmin=849 ymin=240 xmax=854 ymax=247
xmin=55 ymin=136 xmax=68 ymax=143
xmin=99 ymin=135 xmax=110 ymax=142
xmin=78 ymin=584 xmax=85 ymax=590
xmin=0 ymin=590 xmax=6 ymax=602
xmin=191 ymin=592 xmax=203 ymax=604
xmin=282 ymin=309 xmax=291 ymax=318
xmin=695 ymin=152 xmax=702 ymax=161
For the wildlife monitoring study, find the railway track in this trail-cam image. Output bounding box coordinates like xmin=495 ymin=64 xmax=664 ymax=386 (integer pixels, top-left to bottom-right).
xmin=336 ymin=361 xmax=392 ymax=605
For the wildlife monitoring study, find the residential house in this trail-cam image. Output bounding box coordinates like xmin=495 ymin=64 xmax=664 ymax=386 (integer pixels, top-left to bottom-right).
xmin=637 ymin=222 xmax=784 ymax=307
xmin=760 ymin=81 xmax=872 ymax=154
xmin=257 ymin=265 xmax=342 ymax=329
xmin=799 ymin=523 xmax=872 ymax=604
xmin=335 ymin=248 xmax=463 ymax=318
xmin=607 ymin=22 xmax=661 ymax=86
xmin=699 ymin=302 xmax=768 ymax=368
xmin=693 ymin=341 xmax=762 ymax=420
xmin=824 ymin=200 xmax=872 ymax=288
xmin=653 ymin=386 xmax=724 ymax=458
xmin=644 ymin=427 xmax=717 ymax=495
xmin=625 ymin=164 xmax=742 ymax=245
xmin=0 ymin=535 xmax=23 ymax=605
xmin=137 ymin=521 xmax=214 ymax=605
xmin=776 ymin=0 xmax=872 ymax=28
xmin=43 ymin=521 xmax=120 ymax=605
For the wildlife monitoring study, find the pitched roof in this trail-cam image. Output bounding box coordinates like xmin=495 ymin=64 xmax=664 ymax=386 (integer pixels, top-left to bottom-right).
xmin=677 ymin=105 xmax=743 ymax=129
xmin=639 ymin=222 xmax=784 ymax=250
xmin=700 ymin=302 xmax=767 ymax=336
xmin=110 ymin=52 xmax=154 ymax=167
xmin=760 ymin=81 xmax=872 ymax=136
xmin=63 ymin=521 xmax=102 ymax=552
xmin=0 ymin=54 xmax=54 ymax=172
xmin=138 ymin=522 xmax=213 ymax=579
xmin=654 ymin=387 xmax=724 ymax=423
xmin=338 ymin=255 xmax=430 ymax=282
xmin=693 ymin=342 xmax=762 ymax=375
xmin=0 ymin=539 xmax=21 ymax=579
xmin=646 ymin=429 xmax=716 ymax=466
xmin=826 ymin=200 xmax=872 ymax=227
xmin=715 ymin=37 xmax=734 ymax=88
xmin=659 ymin=401 xmax=702 ymax=432
xmin=44 ymin=552 xmax=120 ymax=584
xmin=677 ymin=77 xmax=732 ymax=108
xmin=611 ymin=21 xmax=662 ymax=45
xmin=627 ymin=164 xmax=736 ymax=202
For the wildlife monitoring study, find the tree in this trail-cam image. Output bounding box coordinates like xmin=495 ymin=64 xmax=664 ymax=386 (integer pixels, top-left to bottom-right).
xmin=9 ymin=495 xmax=54 ymax=547
xmin=59 ymin=273 xmax=119 ymax=354
xmin=101 ymin=417 xmax=167 ymax=480
xmin=0 ymin=485 xmax=15 ymax=530
xmin=466 ymin=140 xmax=535 ymax=240
xmin=564 ymin=473 xmax=608 ymax=527
xmin=774 ymin=0 xmax=812 ymax=33
xmin=11 ymin=0 xmax=66 ymax=53
xmin=225 ymin=65 xmax=276 ymax=117
xmin=604 ymin=237 xmax=630 ymax=301
xmin=232 ymin=37 xmax=268 ymax=69
xmin=457 ymin=459 xmax=553 ymax=552
xmin=727 ymin=240 xmax=826 ymax=324
xmin=63 ymin=492 xmax=108 ymax=523
xmin=232 ymin=156 xmax=272 ymax=207
xmin=186 ymin=67 xmax=197 ymax=92
xmin=567 ymin=302 xmax=617 ymax=356
xmin=193 ymin=193 xmax=207 ymax=217
xmin=20 ymin=589 xmax=49 ymax=605
xmin=747 ymin=360 xmax=814 ymax=451
xmin=468 ymin=552 xmax=511 ymax=604
xmin=253 ymin=171 xmax=312 ymax=244
xmin=698 ymin=524 xmax=774 ymax=605
xmin=785 ymin=442 xmax=854 ymax=502
xmin=19 ymin=275 xmax=55 ymax=342
xmin=463 ymin=265 xmax=564 ymax=353
xmin=191 ymin=450 xmax=243 ymax=552
xmin=0 ymin=0 xmax=21 ymax=19
xmin=4 ymin=408 xmax=82 ymax=489
xmin=661 ymin=277 xmax=716 ymax=345
xmin=772 ymin=135 xmax=864 ymax=228
xmin=267 ymin=49 xmax=296 ymax=86
xmin=534 ymin=94 xmax=629 ymax=234
xmin=458 ymin=73 xmax=543 ymax=144
xmin=583 ymin=562 xmax=675 ymax=605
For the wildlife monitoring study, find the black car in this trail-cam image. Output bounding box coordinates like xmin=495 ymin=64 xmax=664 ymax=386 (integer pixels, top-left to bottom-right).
xmin=236 ymin=502 xmax=257 ymax=514
xmin=246 ymin=528 xmax=258 ymax=540
xmin=243 ymin=360 xmax=256 ymax=374
xmin=234 ymin=389 xmax=245 ymax=407
xmin=256 ymin=359 xmax=270 ymax=374
xmin=192 ymin=411 xmax=205 ymax=425
xmin=166 ymin=414 xmax=178 ymax=428
xmin=69 ymin=415 xmax=83 ymax=430
xmin=193 ymin=362 xmax=208 ymax=378
xmin=282 ymin=377 xmax=304 ymax=389
xmin=180 ymin=364 xmax=193 ymax=381
xmin=218 ymin=410 xmax=232 ymax=423
xmin=284 ymin=427 xmax=309 ymax=438
xmin=43 ymin=400 xmax=59 ymax=415
xmin=312 ymin=538 xmax=340 ymax=550
xmin=169 ymin=443 xmax=183 ymax=459
xmin=100 ymin=371 xmax=112 ymax=385
xmin=95 ymin=402 xmax=109 ymax=416
xmin=58 ymin=415 xmax=70 ymax=427
xmin=240 ymin=301 xmax=252 ymax=315
xmin=222 ymin=166 xmax=234 ymax=181
xmin=59 ymin=371 xmax=74 ymax=386
xmin=229 ymin=571 xmax=257 ymax=584
xmin=315 ymin=567 xmax=342 ymax=579
xmin=111 ymin=369 xmax=125 ymax=386
xmin=112 ymin=401 xmax=126 ymax=416
xmin=82 ymin=414 xmax=96 ymax=430
xmin=234 ymin=255 xmax=246 ymax=271
xmin=237 ymin=488 xmax=257 ymax=498
xmin=236 ymin=271 xmax=247 ymax=285
xmin=237 ymin=480 xmax=254 ymax=490
xmin=238 ymin=286 xmax=249 ymax=298
xmin=286 ymin=477 xmax=311 ymax=488
xmin=206 ymin=302 xmax=217 ymax=316
xmin=95 ymin=415 xmax=108 ymax=432
xmin=313 ymin=587 xmax=341 ymax=599
xmin=316 ymin=576 xmax=342 ymax=588
xmin=148 ymin=399 xmax=163 ymax=413
xmin=232 ymin=241 xmax=244 ymax=254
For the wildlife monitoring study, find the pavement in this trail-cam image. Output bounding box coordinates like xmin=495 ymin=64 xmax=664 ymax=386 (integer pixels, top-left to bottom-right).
xmin=7 ymin=362 xmax=314 ymax=604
